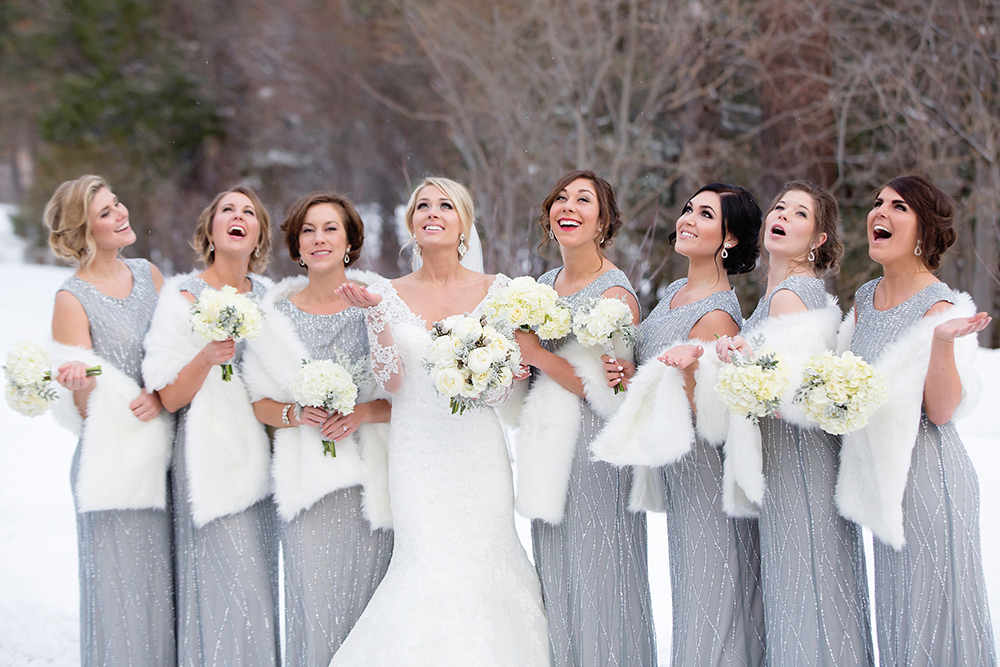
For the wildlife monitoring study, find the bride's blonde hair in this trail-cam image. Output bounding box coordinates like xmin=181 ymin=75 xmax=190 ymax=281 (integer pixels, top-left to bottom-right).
xmin=403 ymin=177 xmax=475 ymax=239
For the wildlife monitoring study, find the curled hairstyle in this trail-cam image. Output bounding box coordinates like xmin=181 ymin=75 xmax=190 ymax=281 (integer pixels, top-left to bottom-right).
xmin=280 ymin=192 xmax=365 ymax=267
xmin=762 ymin=180 xmax=844 ymax=277
xmin=191 ymin=186 xmax=272 ymax=274
xmin=882 ymin=175 xmax=956 ymax=271
xmin=671 ymin=183 xmax=761 ymax=275
xmin=404 ymin=177 xmax=475 ymax=240
xmin=539 ymin=170 xmax=622 ymax=252
xmin=44 ymin=174 xmax=109 ymax=268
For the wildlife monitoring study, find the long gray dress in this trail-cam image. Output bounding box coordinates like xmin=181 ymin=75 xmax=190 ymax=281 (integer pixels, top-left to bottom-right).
xmin=850 ymin=278 xmax=996 ymax=666
xmin=531 ymin=267 xmax=656 ymax=667
xmin=174 ymin=275 xmax=281 ymax=667
xmin=273 ymin=299 xmax=394 ymax=666
xmin=59 ymin=258 xmax=176 ymax=667
xmin=639 ymin=278 xmax=766 ymax=667
xmin=743 ymin=276 xmax=873 ymax=666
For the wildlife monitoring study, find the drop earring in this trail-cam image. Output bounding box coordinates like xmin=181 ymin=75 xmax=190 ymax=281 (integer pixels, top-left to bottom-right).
xmin=549 ymin=228 xmax=555 ymax=240
xmin=344 ymin=246 xmax=351 ymax=264
xmin=413 ymin=241 xmax=421 ymax=257
xmin=208 ymin=241 xmax=214 ymax=253
xmin=458 ymin=233 xmax=467 ymax=259
xmin=254 ymin=246 xmax=261 ymax=258
xmin=808 ymin=249 xmax=816 ymax=262
xmin=721 ymin=246 xmax=729 ymax=259
xmin=914 ymin=239 xmax=922 ymax=256
xmin=298 ymin=258 xmax=306 ymax=268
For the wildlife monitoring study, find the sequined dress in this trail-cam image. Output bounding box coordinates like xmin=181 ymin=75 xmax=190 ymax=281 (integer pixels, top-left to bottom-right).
xmin=638 ymin=278 xmax=765 ymax=667
xmin=742 ymin=275 xmax=873 ymax=666
xmin=849 ymin=278 xmax=996 ymax=666
xmin=532 ymin=267 xmax=656 ymax=667
xmin=59 ymin=258 xmax=175 ymax=667
xmin=273 ymin=299 xmax=393 ymax=666
xmin=173 ymin=275 xmax=281 ymax=667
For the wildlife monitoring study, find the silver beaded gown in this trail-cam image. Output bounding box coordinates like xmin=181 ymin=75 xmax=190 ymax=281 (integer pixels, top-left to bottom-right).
xmin=272 ymin=298 xmax=394 ymax=666
xmin=174 ymin=275 xmax=281 ymax=667
xmin=60 ymin=258 xmax=176 ymax=667
xmin=532 ymin=267 xmax=656 ymax=667
xmin=742 ymin=276 xmax=873 ymax=667
xmin=849 ymin=278 xmax=996 ymax=666
xmin=638 ymin=278 xmax=766 ymax=667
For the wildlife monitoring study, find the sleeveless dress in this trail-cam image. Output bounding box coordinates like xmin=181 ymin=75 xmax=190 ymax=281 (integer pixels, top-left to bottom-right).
xmin=329 ymin=276 xmax=550 ymax=666
xmin=850 ymin=279 xmax=996 ymax=666
xmin=532 ymin=267 xmax=656 ymax=667
xmin=743 ymin=276 xmax=873 ymax=666
xmin=59 ymin=258 xmax=175 ymax=667
xmin=173 ymin=275 xmax=281 ymax=667
xmin=273 ymin=299 xmax=394 ymax=666
xmin=638 ymin=278 xmax=765 ymax=667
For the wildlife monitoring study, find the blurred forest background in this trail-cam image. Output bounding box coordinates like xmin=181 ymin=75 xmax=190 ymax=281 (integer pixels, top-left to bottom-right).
xmin=1 ymin=0 xmax=998 ymax=344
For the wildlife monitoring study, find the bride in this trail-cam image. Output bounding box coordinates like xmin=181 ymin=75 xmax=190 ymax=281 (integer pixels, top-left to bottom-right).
xmin=333 ymin=177 xmax=551 ymax=666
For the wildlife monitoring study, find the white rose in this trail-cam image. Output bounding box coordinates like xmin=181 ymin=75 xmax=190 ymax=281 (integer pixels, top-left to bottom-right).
xmin=434 ymin=367 xmax=465 ymax=398
xmin=428 ymin=336 xmax=455 ymax=366
xmin=466 ymin=347 xmax=494 ymax=374
xmin=451 ymin=317 xmax=483 ymax=343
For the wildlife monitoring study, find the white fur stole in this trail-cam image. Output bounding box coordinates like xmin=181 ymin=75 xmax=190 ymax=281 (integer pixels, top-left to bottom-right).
xmin=49 ymin=344 xmax=174 ymax=512
xmin=142 ymin=273 xmax=272 ymax=527
xmin=835 ymin=290 xmax=980 ymax=549
xmin=241 ymin=276 xmax=392 ymax=527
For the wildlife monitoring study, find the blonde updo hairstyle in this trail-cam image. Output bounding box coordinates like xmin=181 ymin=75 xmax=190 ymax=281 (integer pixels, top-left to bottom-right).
xmin=44 ymin=174 xmax=110 ymax=268
xmin=403 ymin=177 xmax=475 ymax=244
xmin=190 ymin=185 xmax=272 ymax=274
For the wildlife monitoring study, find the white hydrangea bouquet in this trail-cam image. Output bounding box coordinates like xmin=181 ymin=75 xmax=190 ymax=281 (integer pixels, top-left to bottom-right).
xmin=290 ymin=357 xmax=361 ymax=457
xmin=482 ymin=276 xmax=572 ymax=340
xmin=791 ymin=350 xmax=889 ymax=434
xmin=190 ymin=285 xmax=264 ymax=381
xmin=4 ymin=341 xmax=101 ymax=417
xmin=571 ymin=296 xmax=638 ymax=393
xmin=424 ymin=313 xmax=522 ymax=415
xmin=716 ymin=341 xmax=790 ymax=423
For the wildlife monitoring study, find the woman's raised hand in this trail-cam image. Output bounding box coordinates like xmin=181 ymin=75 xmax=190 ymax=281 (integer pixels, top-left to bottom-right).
xmin=337 ymin=283 xmax=382 ymax=309
xmin=934 ymin=312 xmax=992 ymax=343
xmin=658 ymin=344 xmax=704 ymax=370
xmin=513 ymin=329 xmax=544 ymax=369
xmin=715 ymin=334 xmax=751 ymax=364
xmin=198 ymin=338 xmax=236 ymax=366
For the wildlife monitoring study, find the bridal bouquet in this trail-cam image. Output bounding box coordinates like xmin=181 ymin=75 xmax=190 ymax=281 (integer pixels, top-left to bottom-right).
xmin=4 ymin=341 xmax=101 ymax=417
xmin=290 ymin=358 xmax=360 ymax=457
xmin=716 ymin=342 xmax=789 ymax=423
xmin=571 ymin=296 xmax=638 ymax=393
xmin=190 ymin=285 xmax=264 ymax=381
xmin=791 ymin=350 xmax=888 ymax=434
xmin=482 ymin=276 xmax=572 ymax=340
xmin=425 ymin=313 xmax=522 ymax=415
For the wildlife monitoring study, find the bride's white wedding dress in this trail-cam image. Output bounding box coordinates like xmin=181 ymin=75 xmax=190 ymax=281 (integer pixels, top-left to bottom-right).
xmin=329 ymin=276 xmax=551 ymax=666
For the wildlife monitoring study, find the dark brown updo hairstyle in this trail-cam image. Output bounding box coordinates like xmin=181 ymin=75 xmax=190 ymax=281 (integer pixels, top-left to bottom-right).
xmin=763 ymin=180 xmax=844 ymax=277
xmin=881 ymin=175 xmax=956 ymax=271
xmin=539 ymin=170 xmax=622 ymax=252
xmin=670 ymin=183 xmax=761 ymax=274
xmin=280 ymin=192 xmax=365 ymax=268
xmin=191 ymin=185 xmax=272 ymax=274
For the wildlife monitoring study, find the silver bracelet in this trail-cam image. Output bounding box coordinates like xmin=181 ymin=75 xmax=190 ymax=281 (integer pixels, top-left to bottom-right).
xmin=281 ymin=403 xmax=292 ymax=426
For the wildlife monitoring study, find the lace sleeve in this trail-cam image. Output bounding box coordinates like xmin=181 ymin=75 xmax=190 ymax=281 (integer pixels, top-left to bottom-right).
xmin=365 ymin=297 xmax=403 ymax=393
xmin=483 ymin=381 xmax=513 ymax=408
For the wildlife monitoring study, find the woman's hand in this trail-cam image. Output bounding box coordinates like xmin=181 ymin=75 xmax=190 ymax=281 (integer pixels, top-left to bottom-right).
xmin=658 ymin=344 xmax=704 ymax=370
xmin=323 ymin=409 xmax=363 ymax=441
xmin=297 ymin=405 xmax=330 ymax=429
xmin=603 ymin=355 xmax=636 ymax=389
xmin=130 ymin=389 xmax=163 ymax=422
xmin=513 ymin=329 xmax=545 ymax=368
xmin=56 ymin=361 xmax=97 ymax=392
xmin=933 ymin=312 xmax=992 ymax=343
xmin=197 ymin=338 xmax=236 ymax=366
xmin=337 ymin=283 xmax=382 ymax=308
xmin=715 ymin=334 xmax=751 ymax=363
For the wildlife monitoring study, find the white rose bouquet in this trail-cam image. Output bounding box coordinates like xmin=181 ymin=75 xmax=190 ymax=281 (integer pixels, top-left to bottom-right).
xmin=290 ymin=358 xmax=360 ymax=457
xmin=190 ymin=285 xmax=264 ymax=381
xmin=4 ymin=341 xmax=101 ymax=417
xmin=571 ymin=296 xmax=638 ymax=393
xmin=791 ymin=350 xmax=889 ymax=434
xmin=424 ymin=313 xmax=522 ymax=415
xmin=716 ymin=344 xmax=789 ymax=423
xmin=482 ymin=276 xmax=572 ymax=340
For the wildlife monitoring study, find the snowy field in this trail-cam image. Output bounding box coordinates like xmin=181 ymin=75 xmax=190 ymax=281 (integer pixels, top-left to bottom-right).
xmin=0 ymin=261 xmax=997 ymax=666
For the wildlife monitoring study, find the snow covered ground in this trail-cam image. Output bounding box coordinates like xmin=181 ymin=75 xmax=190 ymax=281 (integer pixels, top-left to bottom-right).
xmin=0 ymin=261 xmax=997 ymax=666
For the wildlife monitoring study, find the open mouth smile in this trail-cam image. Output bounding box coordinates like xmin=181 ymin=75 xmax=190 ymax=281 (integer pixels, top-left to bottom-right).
xmin=114 ymin=222 xmax=130 ymax=233
xmin=873 ymin=224 xmax=892 ymax=241
xmin=770 ymin=224 xmax=786 ymax=237
xmin=557 ymin=218 xmax=581 ymax=229
xmin=227 ymin=224 xmax=247 ymax=238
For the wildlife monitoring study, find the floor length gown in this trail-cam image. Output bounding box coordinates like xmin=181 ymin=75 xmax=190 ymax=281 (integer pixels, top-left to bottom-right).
xmin=60 ymin=258 xmax=176 ymax=667
xmin=638 ymin=278 xmax=765 ymax=667
xmin=329 ymin=276 xmax=550 ymax=666
xmin=173 ymin=275 xmax=281 ymax=667
xmin=274 ymin=299 xmax=393 ymax=666
xmin=531 ymin=267 xmax=656 ymax=667
xmin=743 ymin=276 xmax=873 ymax=666
xmin=850 ymin=278 xmax=996 ymax=666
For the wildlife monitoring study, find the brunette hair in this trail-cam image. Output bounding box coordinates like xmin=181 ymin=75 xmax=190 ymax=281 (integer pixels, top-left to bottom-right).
xmin=762 ymin=180 xmax=844 ymax=277
xmin=538 ymin=170 xmax=622 ymax=252
xmin=44 ymin=174 xmax=109 ymax=267
xmin=882 ymin=175 xmax=956 ymax=271
xmin=280 ymin=192 xmax=365 ymax=267
xmin=190 ymin=186 xmax=272 ymax=273
xmin=670 ymin=183 xmax=761 ymax=275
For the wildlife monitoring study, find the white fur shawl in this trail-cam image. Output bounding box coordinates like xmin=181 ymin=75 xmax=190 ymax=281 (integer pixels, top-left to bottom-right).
xmin=49 ymin=344 xmax=174 ymax=512
xmin=142 ymin=273 xmax=272 ymax=527
xmin=835 ymin=290 xmax=981 ymax=549
xmin=241 ymin=276 xmax=392 ymax=528
xmin=722 ymin=295 xmax=842 ymax=518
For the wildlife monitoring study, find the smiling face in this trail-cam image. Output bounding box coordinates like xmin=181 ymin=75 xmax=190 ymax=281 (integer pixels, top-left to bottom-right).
xmin=411 ymin=184 xmax=463 ymax=250
xmin=674 ymin=190 xmax=730 ymax=260
xmin=87 ymin=186 xmax=135 ymax=251
xmin=867 ymin=186 xmax=921 ymax=267
xmin=548 ymin=178 xmax=602 ymax=249
xmin=764 ymin=189 xmax=824 ymax=262
xmin=298 ymin=203 xmax=348 ymax=272
xmin=209 ymin=192 xmax=261 ymax=261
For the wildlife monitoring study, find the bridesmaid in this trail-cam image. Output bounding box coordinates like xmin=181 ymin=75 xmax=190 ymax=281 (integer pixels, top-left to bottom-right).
xmin=243 ymin=192 xmax=394 ymax=666
xmin=594 ymin=183 xmax=766 ymax=667
xmin=837 ymin=175 xmax=995 ymax=666
xmin=514 ymin=170 xmax=655 ymax=666
xmin=44 ymin=175 xmax=174 ymax=666
xmin=716 ymin=181 xmax=873 ymax=666
xmin=143 ymin=186 xmax=280 ymax=666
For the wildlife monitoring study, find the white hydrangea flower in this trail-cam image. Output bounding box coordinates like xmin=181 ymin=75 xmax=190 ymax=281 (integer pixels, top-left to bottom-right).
xmin=716 ymin=348 xmax=790 ymax=422
xmin=792 ymin=350 xmax=888 ymax=434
